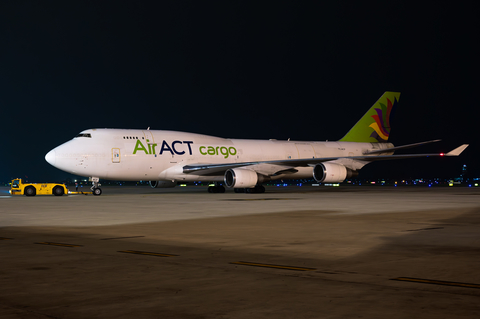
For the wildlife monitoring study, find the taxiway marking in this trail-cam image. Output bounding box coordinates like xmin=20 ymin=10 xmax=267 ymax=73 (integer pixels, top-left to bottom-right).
xmin=231 ymin=261 xmax=316 ymax=271
xmin=392 ymin=277 xmax=480 ymax=289
xmin=118 ymin=250 xmax=178 ymax=257
xmin=35 ymin=242 xmax=83 ymax=248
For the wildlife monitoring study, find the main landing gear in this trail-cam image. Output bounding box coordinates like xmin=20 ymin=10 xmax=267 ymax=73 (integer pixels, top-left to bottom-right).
xmin=207 ymin=183 xmax=265 ymax=194
xmin=208 ymin=183 xmax=225 ymax=193
xmin=90 ymin=177 xmax=102 ymax=196
xmin=233 ymin=185 xmax=265 ymax=193
xmin=208 ymin=183 xmax=265 ymax=194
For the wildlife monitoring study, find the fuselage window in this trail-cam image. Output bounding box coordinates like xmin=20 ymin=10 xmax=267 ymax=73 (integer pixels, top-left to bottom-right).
xmin=75 ymin=133 xmax=92 ymax=138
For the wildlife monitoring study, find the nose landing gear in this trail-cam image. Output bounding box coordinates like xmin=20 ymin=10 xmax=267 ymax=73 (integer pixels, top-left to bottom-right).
xmin=90 ymin=177 xmax=102 ymax=196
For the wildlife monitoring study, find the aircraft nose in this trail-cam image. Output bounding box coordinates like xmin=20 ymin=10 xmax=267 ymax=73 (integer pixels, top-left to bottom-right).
xmin=45 ymin=149 xmax=56 ymax=166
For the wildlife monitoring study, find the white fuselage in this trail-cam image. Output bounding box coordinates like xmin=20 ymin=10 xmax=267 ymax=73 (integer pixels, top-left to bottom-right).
xmin=45 ymin=129 xmax=393 ymax=182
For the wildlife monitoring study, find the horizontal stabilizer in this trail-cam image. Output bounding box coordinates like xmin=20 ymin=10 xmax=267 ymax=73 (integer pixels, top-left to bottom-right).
xmin=446 ymin=144 xmax=469 ymax=156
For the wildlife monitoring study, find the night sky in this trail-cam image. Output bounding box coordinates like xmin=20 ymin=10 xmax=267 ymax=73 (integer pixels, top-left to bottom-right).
xmin=1 ymin=2 xmax=478 ymax=183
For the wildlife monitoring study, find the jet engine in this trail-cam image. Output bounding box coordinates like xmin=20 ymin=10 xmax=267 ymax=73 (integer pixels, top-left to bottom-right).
xmin=224 ymin=168 xmax=258 ymax=188
xmin=313 ymin=163 xmax=358 ymax=183
xmin=149 ymin=180 xmax=177 ymax=188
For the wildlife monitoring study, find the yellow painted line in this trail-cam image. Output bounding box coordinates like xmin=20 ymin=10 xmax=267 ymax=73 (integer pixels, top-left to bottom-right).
xmin=230 ymin=261 xmax=316 ymax=271
xmin=0 ymin=237 xmax=14 ymax=240
xmin=118 ymin=250 xmax=178 ymax=257
xmin=391 ymin=277 xmax=480 ymax=289
xmin=35 ymin=242 xmax=83 ymax=248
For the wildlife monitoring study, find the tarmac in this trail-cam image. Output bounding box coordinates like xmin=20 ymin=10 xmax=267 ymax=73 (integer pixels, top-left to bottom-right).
xmin=1 ymin=185 xmax=480 ymax=318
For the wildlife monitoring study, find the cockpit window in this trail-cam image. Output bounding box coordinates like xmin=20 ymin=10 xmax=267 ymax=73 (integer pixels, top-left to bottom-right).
xmin=76 ymin=133 xmax=92 ymax=138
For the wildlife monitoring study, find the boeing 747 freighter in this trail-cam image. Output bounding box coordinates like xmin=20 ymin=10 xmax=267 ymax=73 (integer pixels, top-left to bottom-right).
xmin=45 ymin=92 xmax=468 ymax=195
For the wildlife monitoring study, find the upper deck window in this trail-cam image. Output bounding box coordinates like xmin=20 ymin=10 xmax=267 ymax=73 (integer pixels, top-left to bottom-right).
xmin=76 ymin=133 xmax=92 ymax=138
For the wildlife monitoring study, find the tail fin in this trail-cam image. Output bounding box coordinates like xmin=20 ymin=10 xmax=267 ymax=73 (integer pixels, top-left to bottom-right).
xmin=339 ymin=92 xmax=400 ymax=143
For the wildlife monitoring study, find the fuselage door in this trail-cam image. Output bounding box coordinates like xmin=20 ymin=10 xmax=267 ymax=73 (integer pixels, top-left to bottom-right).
xmin=295 ymin=143 xmax=316 ymax=159
xmin=143 ymin=130 xmax=155 ymax=146
xmin=112 ymin=148 xmax=120 ymax=163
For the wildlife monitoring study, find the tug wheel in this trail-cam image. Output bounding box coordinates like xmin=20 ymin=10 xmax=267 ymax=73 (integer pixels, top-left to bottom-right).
xmin=53 ymin=186 xmax=64 ymax=196
xmin=25 ymin=186 xmax=36 ymax=196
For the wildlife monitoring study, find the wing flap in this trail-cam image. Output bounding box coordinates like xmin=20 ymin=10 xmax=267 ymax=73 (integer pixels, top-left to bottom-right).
xmin=363 ymin=139 xmax=441 ymax=155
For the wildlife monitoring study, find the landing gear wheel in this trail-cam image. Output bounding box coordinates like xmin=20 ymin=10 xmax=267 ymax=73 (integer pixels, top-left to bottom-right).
xmin=208 ymin=185 xmax=225 ymax=193
xmin=53 ymin=186 xmax=64 ymax=196
xmin=255 ymin=185 xmax=265 ymax=193
xmin=25 ymin=186 xmax=36 ymax=196
xmin=245 ymin=185 xmax=265 ymax=194
xmin=93 ymin=188 xmax=102 ymax=196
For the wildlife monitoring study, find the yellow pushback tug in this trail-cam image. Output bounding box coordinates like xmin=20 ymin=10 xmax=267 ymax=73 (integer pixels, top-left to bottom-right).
xmin=9 ymin=178 xmax=92 ymax=196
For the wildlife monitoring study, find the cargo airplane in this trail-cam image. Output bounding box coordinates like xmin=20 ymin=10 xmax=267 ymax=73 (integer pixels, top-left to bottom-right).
xmin=45 ymin=92 xmax=468 ymax=195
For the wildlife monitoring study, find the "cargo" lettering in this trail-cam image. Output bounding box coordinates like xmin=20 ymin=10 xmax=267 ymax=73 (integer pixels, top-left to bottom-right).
xmin=199 ymin=146 xmax=237 ymax=158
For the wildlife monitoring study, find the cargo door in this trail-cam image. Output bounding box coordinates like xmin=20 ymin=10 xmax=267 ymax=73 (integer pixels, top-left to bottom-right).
xmin=295 ymin=143 xmax=316 ymax=159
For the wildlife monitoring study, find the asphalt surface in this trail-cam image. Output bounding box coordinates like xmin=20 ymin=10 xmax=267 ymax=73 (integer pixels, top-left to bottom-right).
xmin=1 ymin=185 xmax=480 ymax=318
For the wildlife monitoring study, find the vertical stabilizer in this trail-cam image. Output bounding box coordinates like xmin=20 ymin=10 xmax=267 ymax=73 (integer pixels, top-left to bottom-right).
xmin=339 ymin=92 xmax=400 ymax=143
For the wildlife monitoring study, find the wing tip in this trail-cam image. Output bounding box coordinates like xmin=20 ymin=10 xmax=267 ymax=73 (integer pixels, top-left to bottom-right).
xmin=446 ymin=144 xmax=469 ymax=156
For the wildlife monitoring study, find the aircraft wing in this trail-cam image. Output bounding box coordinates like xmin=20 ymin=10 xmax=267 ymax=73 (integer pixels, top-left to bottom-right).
xmin=363 ymin=139 xmax=441 ymax=155
xmin=183 ymin=144 xmax=469 ymax=176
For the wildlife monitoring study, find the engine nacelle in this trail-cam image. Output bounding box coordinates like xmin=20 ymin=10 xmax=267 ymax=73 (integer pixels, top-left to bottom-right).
xmin=313 ymin=163 xmax=352 ymax=183
xmin=224 ymin=168 xmax=258 ymax=188
xmin=149 ymin=180 xmax=177 ymax=188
